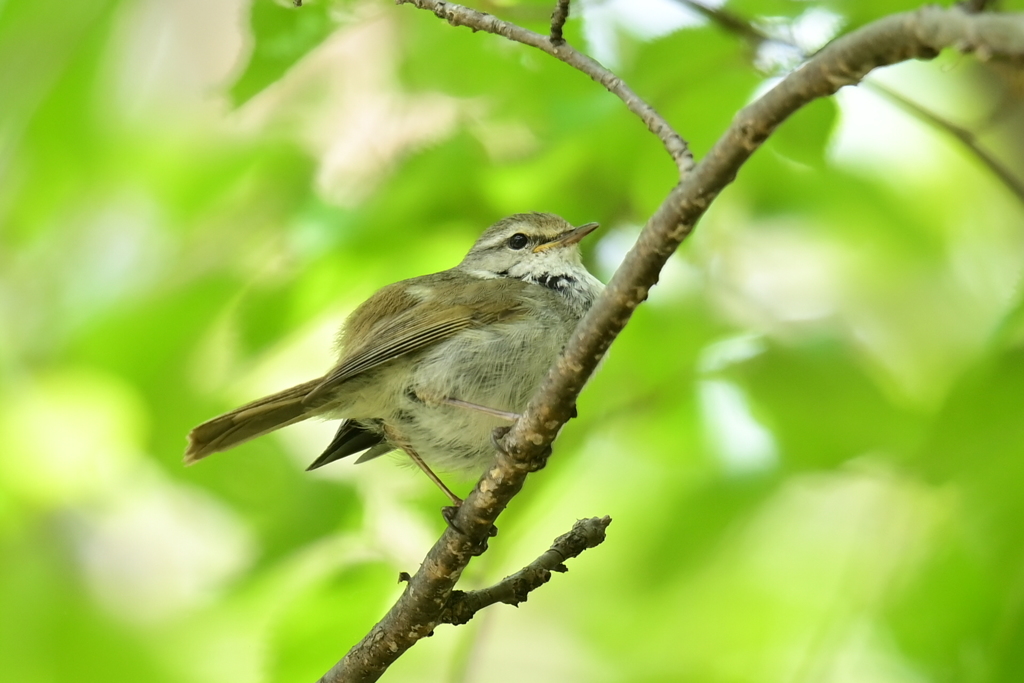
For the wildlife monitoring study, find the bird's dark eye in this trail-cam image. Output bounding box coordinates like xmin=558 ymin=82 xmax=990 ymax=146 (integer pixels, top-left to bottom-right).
xmin=507 ymin=233 xmax=529 ymax=250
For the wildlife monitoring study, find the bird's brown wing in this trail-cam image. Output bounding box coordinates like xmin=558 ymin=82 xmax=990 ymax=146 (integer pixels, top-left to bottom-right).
xmin=303 ymin=276 xmax=527 ymax=405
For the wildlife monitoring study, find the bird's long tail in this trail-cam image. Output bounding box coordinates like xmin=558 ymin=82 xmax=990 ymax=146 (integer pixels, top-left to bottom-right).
xmin=184 ymin=378 xmax=325 ymax=464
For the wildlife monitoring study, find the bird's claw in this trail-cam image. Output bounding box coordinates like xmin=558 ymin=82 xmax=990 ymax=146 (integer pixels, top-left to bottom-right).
xmin=442 ymin=505 xmax=497 ymax=555
xmin=490 ymin=425 xmax=511 ymax=456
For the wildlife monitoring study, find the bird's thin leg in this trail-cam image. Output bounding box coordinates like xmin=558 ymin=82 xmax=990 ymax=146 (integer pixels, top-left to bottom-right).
xmin=382 ymin=423 xmax=461 ymax=505
xmin=382 ymin=424 xmax=468 ymax=533
xmin=403 ymin=445 xmax=481 ymax=539
xmin=442 ymin=397 xmax=521 ymax=422
xmin=402 ymin=444 xmax=463 ymax=507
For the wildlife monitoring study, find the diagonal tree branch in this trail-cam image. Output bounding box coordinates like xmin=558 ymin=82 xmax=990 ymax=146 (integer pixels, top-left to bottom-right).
xmin=319 ymin=5 xmax=1024 ymax=682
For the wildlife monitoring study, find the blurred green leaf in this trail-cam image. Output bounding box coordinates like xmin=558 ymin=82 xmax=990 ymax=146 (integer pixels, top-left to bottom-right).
xmin=768 ymin=96 xmax=838 ymax=166
xmin=230 ymin=0 xmax=342 ymax=106
xmin=733 ymin=339 xmax=927 ymax=469
xmin=267 ymin=563 xmax=395 ymax=680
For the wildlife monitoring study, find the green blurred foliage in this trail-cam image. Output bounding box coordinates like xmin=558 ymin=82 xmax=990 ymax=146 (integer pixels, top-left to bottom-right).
xmin=231 ymin=0 xmax=348 ymax=105
xmin=2 ymin=0 xmax=1024 ymax=682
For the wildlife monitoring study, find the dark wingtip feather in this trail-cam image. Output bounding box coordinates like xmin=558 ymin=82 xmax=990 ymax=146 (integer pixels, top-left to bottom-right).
xmin=306 ymin=421 xmax=385 ymax=471
xmin=305 ymin=456 xmax=330 ymax=472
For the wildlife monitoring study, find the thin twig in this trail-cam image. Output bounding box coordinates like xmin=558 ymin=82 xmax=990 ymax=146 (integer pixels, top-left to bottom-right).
xmin=318 ymin=7 xmax=1024 ymax=682
xmin=442 ymin=516 xmax=612 ymax=625
xmin=396 ymin=0 xmax=694 ymax=176
xmin=550 ymin=0 xmax=570 ymax=46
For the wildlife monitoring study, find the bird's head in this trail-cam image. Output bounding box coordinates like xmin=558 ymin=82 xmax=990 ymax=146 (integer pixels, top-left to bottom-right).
xmin=459 ymin=213 xmax=600 ymax=282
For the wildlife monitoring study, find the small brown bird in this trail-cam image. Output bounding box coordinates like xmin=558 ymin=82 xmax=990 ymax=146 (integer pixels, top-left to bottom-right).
xmin=184 ymin=213 xmax=603 ymax=502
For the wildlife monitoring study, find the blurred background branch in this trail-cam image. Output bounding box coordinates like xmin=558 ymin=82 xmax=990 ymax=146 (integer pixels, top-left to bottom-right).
xmin=676 ymin=0 xmax=1024 ymax=207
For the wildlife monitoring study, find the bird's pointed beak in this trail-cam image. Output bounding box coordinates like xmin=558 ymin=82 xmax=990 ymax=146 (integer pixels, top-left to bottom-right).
xmin=532 ymin=222 xmax=600 ymax=253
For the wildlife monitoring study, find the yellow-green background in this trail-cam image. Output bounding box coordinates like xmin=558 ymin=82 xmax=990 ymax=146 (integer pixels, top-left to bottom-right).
xmin=3 ymin=0 xmax=1024 ymax=681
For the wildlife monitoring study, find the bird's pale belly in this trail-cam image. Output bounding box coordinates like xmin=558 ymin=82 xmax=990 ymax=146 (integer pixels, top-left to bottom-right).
xmin=376 ymin=319 xmax=571 ymax=472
